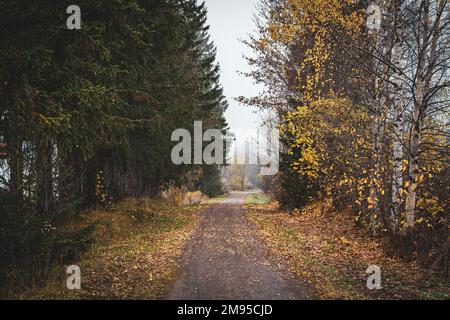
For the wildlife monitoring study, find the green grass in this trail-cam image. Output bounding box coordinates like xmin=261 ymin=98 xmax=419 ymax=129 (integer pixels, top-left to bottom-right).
xmin=245 ymin=193 xmax=270 ymax=205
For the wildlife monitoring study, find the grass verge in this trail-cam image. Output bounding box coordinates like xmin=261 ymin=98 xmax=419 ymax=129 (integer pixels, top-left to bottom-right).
xmin=245 ymin=193 xmax=270 ymax=205
xmin=14 ymin=198 xmax=201 ymax=299
xmin=201 ymin=193 xmax=229 ymax=205
xmin=247 ymin=201 xmax=450 ymax=300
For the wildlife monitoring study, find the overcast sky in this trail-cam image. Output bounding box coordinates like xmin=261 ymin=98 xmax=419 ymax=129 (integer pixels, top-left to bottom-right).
xmin=204 ymin=0 xmax=262 ymax=135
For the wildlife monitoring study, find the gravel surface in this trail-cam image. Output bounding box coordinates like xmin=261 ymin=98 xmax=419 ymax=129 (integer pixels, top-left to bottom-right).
xmin=167 ymin=192 xmax=316 ymax=300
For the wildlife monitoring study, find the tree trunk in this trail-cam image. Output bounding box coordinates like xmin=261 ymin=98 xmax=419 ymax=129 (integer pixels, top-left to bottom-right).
xmin=404 ymin=0 xmax=431 ymax=227
xmin=404 ymin=97 xmax=423 ymax=226
xmin=389 ymin=37 xmax=404 ymax=234
xmin=369 ymin=88 xmax=385 ymax=235
xmin=7 ymin=135 xmax=23 ymax=198
xmin=36 ymin=139 xmax=54 ymax=217
xmin=369 ymin=7 xmax=389 ymax=235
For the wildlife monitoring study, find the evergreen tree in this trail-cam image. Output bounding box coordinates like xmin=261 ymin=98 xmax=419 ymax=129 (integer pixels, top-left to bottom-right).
xmin=0 ymin=0 xmax=228 ymax=292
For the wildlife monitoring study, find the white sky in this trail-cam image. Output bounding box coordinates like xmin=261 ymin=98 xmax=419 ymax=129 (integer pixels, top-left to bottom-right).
xmin=204 ymin=0 xmax=262 ymax=136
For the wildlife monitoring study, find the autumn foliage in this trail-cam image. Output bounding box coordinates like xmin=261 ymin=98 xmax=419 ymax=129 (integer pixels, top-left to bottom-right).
xmin=242 ymin=0 xmax=449 ymax=277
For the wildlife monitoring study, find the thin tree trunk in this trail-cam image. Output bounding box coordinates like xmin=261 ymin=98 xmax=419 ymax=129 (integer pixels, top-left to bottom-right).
xmin=36 ymin=139 xmax=54 ymax=216
xmin=405 ymin=97 xmax=423 ymax=226
xmin=404 ymin=0 xmax=431 ymax=227
xmin=369 ymin=85 xmax=385 ymax=234
xmin=7 ymin=135 xmax=23 ymax=198
xmin=369 ymin=6 xmax=389 ymax=235
xmin=389 ymin=0 xmax=405 ymax=235
xmin=390 ymin=42 xmax=404 ymax=234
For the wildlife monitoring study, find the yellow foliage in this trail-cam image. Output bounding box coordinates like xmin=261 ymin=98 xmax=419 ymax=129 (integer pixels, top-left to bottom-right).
xmin=283 ymin=98 xmax=371 ymax=192
xmin=267 ymin=0 xmax=364 ymax=104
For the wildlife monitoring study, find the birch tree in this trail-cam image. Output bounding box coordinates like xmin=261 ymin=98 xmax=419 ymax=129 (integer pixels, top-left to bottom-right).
xmin=389 ymin=0 xmax=406 ymax=235
xmin=403 ymin=0 xmax=449 ymax=227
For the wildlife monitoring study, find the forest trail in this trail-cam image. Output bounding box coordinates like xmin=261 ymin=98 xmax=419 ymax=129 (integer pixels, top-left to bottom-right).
xmin=167 ymin=192 xmax=315 ymax=300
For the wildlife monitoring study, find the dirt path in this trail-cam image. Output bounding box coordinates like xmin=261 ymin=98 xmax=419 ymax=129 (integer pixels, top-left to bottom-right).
xmin=167 ymin=192 xmax=315 ymax=300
